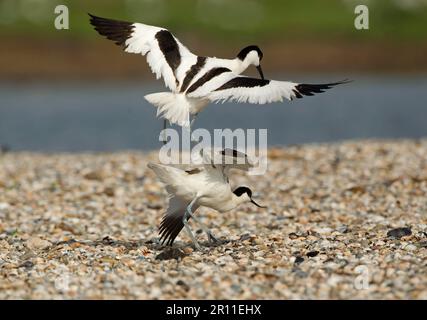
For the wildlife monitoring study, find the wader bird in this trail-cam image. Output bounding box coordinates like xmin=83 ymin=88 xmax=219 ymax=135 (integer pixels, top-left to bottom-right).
xmin=89 ymin=14 xmax=348 ymax=129
xmin=148 ymin=149 xmax=265 ymax=250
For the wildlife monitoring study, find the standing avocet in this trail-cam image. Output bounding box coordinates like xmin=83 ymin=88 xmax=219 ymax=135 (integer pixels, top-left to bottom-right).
xmin=147 ymin=149 xmax=265 ymax=250
xmin=89 ymin=14 xmax=349 ymax=128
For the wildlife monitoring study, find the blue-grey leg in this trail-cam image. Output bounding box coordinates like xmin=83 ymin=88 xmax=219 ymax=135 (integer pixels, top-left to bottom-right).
xmin=162 ymin=119 xmax=167 ymax=145
xmin=190 ymin=113 xmax=198 ymax=128
xmin=186 ymin=211 xmax=218 ymax=244
xmin=190 ymin=114 xmax=202 ymax=146
xmin=183 ymin=197 xmax=202 ymax=250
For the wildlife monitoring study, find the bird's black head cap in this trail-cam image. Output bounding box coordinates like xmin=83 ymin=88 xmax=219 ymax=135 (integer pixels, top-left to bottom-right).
xmin=234 ymin=186 xmax=266 ymax=208
xmin=233 ymin=186 xmax=253 ymax=198
xmin=237 ymin=45 xmax=263 ymax=61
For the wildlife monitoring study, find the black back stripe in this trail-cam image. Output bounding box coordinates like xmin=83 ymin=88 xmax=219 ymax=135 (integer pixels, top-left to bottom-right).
xmin=220 ymin=148 xmax=247 ymax=158
xmin=180 ymin=56 xmax=207 ymax=93
xmin=214 ymin=77 xmax=270 ymax=91
xmin=155 ymin=30 xmax=181 ymax=84
xmin=89 ymin=14 xmax=134 ymax=47
xmin=185 ymin=167 xmax=203 ymax=175
xmin=186 ymin=67 xmax=231 ymax=94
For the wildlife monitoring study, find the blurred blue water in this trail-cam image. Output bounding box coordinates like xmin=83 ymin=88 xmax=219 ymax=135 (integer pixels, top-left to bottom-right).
xmin=0 ymin=75 xmax=426 ymax=152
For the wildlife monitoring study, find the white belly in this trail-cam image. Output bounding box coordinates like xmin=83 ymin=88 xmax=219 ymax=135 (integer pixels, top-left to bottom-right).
xmin=197 ymin=185 xmax=235 ymax=212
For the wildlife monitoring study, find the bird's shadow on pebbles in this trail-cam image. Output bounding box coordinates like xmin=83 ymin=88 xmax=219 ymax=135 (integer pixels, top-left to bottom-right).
xmin=54 ymin=236 xmax=150 ymax=250
xmin=155 ymin=238 xmax=235 ymax=261
xmin=52 ymin=235 xmax=237 ymax=261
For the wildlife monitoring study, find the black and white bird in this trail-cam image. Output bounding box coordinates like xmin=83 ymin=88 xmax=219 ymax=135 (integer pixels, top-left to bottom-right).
xmin=89 ymin=14 xmax=349 ymax=128
xmin=147 ymin=149 xmax=265 ymax=250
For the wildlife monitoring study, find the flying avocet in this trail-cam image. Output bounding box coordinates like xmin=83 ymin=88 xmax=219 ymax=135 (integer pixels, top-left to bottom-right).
xmin=147 ymin=148 xmax=265 ymax=250
xmin=89 ymin=14 xmax=349 ymax=128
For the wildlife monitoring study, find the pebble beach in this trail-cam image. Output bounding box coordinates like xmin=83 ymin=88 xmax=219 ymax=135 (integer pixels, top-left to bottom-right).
xmin=0 ymin=139 xmax=426 ymax=299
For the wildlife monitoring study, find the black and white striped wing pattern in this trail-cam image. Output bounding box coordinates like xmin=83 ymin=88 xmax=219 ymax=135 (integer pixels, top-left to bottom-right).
xmin=89 ymin=14 xmax=196 ymax=91
xmin=159 ymin=195 xmax=186 ymax=246
xmin=188 ymin=72 xmax=349 ymax=104
xmin=201 ymin=148 xmax=255 ymax=173
xmin=219 ymin=148 xmax=255 ymax=172
xmin=158 ymin=193 xmax=200 ymax=246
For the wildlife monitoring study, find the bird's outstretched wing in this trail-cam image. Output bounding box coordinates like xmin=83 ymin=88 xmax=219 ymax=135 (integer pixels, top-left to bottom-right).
xmin=89 ymin=14 xmax=197 ymax=91
xmin=200 ymin=148 xmax=256 ymax=174
xmin=158 ymin=195 xmax=199 ymax=246
xmin=147 ymin=162 xmax=200 ymax=245
xmin=187 ymin=70 xmax=350 ymax=104
xmin=147 ymin=163 xmax=184 ymax=195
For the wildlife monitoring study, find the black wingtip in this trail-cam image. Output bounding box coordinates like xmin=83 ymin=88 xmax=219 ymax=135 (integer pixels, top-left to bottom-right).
xmin=158 ymin=214 xmax=188 ymax=246
xmin=88 ymin=13 xmax=108 ymax=20
xmin=88 ymin=14 xmax=134 ymax=47
xmin=337 ymin=79 xmax=353 ymax=85
xmin=88 ymin=13 xmax=100 ymax=23
xmin=293 ymin=79 xmax=352 ymax=99
xmin=88 ymin=13 xmax=95 ymax=24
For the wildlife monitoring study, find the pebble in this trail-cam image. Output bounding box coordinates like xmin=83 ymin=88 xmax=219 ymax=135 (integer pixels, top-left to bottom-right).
xmin=0 ymin=203 xmax=10 ymax=210
xmin=306 ymin=251 xmax=319 ymax=258
xmin=404 ymin=244 xmax=417 ymax=252
xmin=387 ymin=227 xmax=412 ymax=239
xmin=336 ymin=225 xmax=349 ymax=233
xmin=176 ymin=280 xmax=190 ymax=292
xmin=19 ymin=261 xmax=34 ymax=269
xmin=294 ymin=256 xmax=304 ymax=264
xmin=26 ymin=237 xmax=51 ymax=251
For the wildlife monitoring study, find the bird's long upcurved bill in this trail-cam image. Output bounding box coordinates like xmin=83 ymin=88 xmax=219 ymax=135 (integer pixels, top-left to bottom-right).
xmin=256 ymin=65 xmax=264 ymax=80
xmin=251 ymin=199 xmax=267 ymax=208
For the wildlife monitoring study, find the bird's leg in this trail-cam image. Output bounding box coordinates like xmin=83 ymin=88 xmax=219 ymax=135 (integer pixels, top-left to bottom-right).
xmin=183 ymin=197 xmax=201 ymax=250
xmin=207 ymin=232 xmax=219 ymax=244
xmin=186 ymin=211 xmax=219 ymax=244
xmin=190 ymin=114 xmax=199 ymax=144
xmin=162 ymin=119 xmax=167 ymax=145
xmin=190 ymin=113 xmax=198 ymax=128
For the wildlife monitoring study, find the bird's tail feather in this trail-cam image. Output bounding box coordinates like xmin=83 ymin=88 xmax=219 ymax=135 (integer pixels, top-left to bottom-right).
xmin=147 ymin=163 xmax=182 ymax=186
xmin=144 ymin=92 xmax=191 ymax=127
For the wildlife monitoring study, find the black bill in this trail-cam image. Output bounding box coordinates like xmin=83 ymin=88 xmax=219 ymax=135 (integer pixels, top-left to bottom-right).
xmin=256 ymin=65 xmax=264 ymax=80
xmin=251 ymin=199 xmax=267 ymax=208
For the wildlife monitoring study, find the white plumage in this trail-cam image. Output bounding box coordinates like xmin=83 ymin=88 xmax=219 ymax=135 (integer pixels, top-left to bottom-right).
xmin=90 ymin=14 xmax=349 ymax=127
xmin=147 ymin=148 xmax=265 ymax=250
xmin=124 ymin=23 xmax=196 ymax=92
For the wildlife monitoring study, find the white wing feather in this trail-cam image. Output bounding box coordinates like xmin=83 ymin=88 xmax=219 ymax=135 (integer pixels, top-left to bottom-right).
xmin=187 ymin=72 xmax=348 ymax=104
xmin=209 ymin=80 xmax=297 ymax=104
xmin=90 ymin=15 xmax=197 ymax=92
xmin=147 ymin=162 xmax=202 ymax=245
